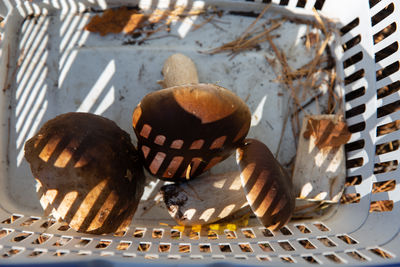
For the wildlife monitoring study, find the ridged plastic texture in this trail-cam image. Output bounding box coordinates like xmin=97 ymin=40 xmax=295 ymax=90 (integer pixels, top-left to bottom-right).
xmin=0 ymin=0 xmax=399 ymax=266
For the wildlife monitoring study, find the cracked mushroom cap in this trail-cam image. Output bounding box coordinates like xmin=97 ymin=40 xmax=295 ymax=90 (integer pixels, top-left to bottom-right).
xmin=132 ymin=84 xmax=251 ymax=180
xmin=24 ymin=112 xmax=145 ymax=234
xmin=236 ymin=139 xmax=295 ymax=231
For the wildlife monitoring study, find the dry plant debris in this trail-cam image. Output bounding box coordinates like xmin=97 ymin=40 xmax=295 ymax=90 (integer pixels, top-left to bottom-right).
xmin=303 ymin=118 xmax=351 ymax=149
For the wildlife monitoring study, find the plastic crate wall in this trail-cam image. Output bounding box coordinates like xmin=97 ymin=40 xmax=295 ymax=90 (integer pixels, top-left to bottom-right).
xmin=0 ymin=0 xmax=399 ymax=265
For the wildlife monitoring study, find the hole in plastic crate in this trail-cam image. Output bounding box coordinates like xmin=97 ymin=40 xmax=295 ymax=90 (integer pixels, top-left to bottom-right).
xmin=374 ymin=22 xmax=396 ymax=44
xmin=296 ymin=225 xmax=311 ymax=233
xmin=2 ymin=248 xmax=23 ymax=258
xmin=279 ymin=241 xmax=295 ymax=251
xmin=40 ymin=219 xmax=56 ymax=229
xmin=152 ymin=229 xmax=163 ymax=239
xmin=12 ymin=232 xmax=32 ymax=242
xmin=159 ymin=244 xmax=171 ymax=253
xmin=242 ymin=229 xmax=256 ymax=238
xmin=345 ymin=175 xmax=362 ymax=186
xmin=376 ymin=61 xmax=399 ymax=81
xmin=168 ymin=255 xmax=181 ymax=260
xmin=347 ymin=250 xmax=368 ymax=261
xmin=190 ymin=255 xmax=203 ymax=260
xmin=345 ymin=140 xmax=365 ymax=153
xmin=342 ymin=35 xmax=361 ymax=52
xmin=225 ymin=230 xmax=237 ymax=239
xmin=101 ymin=251 xmax=114 ymax=257
xmin=346 ymin=157 xmax=364 ymax=168
xmin=1 ymin=214 xmax=22 ymax=224
xmin=313 ymin=223 xmax=330 ymax=231
xmin=370 ymin=200 xmax=394 ymax=212
xmin=133 ymin=228 xmax=146 ymax=238
xmin=296 ymin=0 xmax=306 ymax=8
xmin=375 ymin=42 xmax=398 ymax=63
xmin=279 ymin=0 xmax=289 ymax=6
xmin=122 ymin=252 xmax=135 ymax=258
xmin=208 ymin=230 xmax=218 ymax=239
xmin=0 ymin=229 xmax=14 ymax=239
xmin=138 ymin=243 xmax=151 ymax=252
xmin=53 ymin=251 xmax=68 ymax=257
xmin=280 ymin=226 xmax=292 ymax=235
xmin=29 ymin=250 xmax=45 ymax=257
xmin=374 ymin=160 xmax=398 ymax=174
xmin=369 ymin=247 xmax=393 ymax=259
xmin=345 ymin=86 xmax=365 ymax=102
xmin=371 ymin=3 xmax=394 ymax=27
xmin=325 ymin=253 xmax=344 ymax=263
xmin=57 ymin=223 xmax=70 ymax=231
xmin=314 ymin=0 xmax=326 ymax=10
xmin=52 ymin=236 xmax=72 ymax=247
xmin=341 ymin=193 xmax=361 ymax=204
xmin=20 ymin=217 xmax=39 ymax=227
xmin=113 ymin=230 xmax=126 ymax=237
xmin=299 ymin=239 xmax=316 ymax=249
xmin=75 ymin=239 xmax=91 ymax=248
xmin=373 ymin=180 xmax=396 ymax=193
xmin=340 ymin=18 xmax=360 ymax=36
xmin=239 ymin=243 xmax=253 ymax=252
xmin=303 ymin=255 xmax=319 ymax=264
xmin=179 ymin=244 xmax=190 ymax=253
xmin=369 ymin=0 xmax=381 ymax=8
xmin=376 ymin=140 xmax=399 ymax=155
xmin=219 ymin=244 xmax=232 ymax=252
xmin=189 ymin=230 xmax=200 ymax=240
xmin=95 ymin=240 xmax=111 ymax=249
xmin=377 ymin=120 xmax=400 ymax=136
xmin=348 ymin=121 xmax=366 ymax=133
xmin=170 ymin=229 xmax=181 ymax=239
xmin=378 ymin=100 xmax=400 ymax=118
xmin=281 ymin=256 xmax=295 ymax=263
xmin=346 ymin=104 xmax=366 ymax=119
xmin=337 ymin=234 xmax=358 ymax=244
xmin=259 ymin=242 xmax=274 ymax=252
xmin=199 ymin=244 xmax=211 ymax=253
xmin=345 ymin=69 xmax=365 ymax=85
xmin=261 ymin=228 xmax=274 ymax=237
xmin=116 ymin=241 xmax=131 ymax=250
xmin=257 ymin=255 xmax=270 ymax=261
xmin=343 ymin=52 xmax=363 ymax=69
xmin=378 ymin=80 xmax=400 ymax=99
xmin=32 ymin=234 xmax=52 ymax=244
xmin=317 ymin=237 xmax=337 ymax=247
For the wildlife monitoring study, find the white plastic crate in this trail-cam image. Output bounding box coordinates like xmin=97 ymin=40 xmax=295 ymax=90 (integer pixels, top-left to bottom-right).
xmin=0 ymin=0 xmax=399 ymax=265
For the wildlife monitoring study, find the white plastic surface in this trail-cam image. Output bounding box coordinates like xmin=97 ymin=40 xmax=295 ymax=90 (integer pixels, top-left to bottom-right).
xmin=0 ymin=0 xmax=399 ymax=266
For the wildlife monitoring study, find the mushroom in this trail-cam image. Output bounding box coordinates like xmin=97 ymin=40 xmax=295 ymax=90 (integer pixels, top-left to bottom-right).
xmin=236 ymin=139 xmax=295 ymax=230
xmin=24 ymin=112 xmax=145 ymax=234
xmin=133 ymin=53 xmax=294 ymax=230
xmin=132 ymin=53 xmax=251 ymax=180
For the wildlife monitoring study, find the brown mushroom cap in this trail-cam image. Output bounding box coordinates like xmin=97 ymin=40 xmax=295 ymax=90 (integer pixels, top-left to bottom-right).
xmin=132 ymin=84 xmax=251 ymax=180
xmin=24 ymin=112 xmax=145 ymax=234
xmin=236 ymin=139 xmax=295 ymax=230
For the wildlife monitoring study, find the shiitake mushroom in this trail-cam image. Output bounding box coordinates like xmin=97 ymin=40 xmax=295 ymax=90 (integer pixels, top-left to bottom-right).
xmin=132 ymin=83 xmax=251 ymax=180
xmin=24 ymin=112 xmax=145 ymax=234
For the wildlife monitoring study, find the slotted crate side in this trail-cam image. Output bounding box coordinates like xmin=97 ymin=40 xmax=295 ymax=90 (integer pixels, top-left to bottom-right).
xmin=0 ymin=0 xmax=399 ymax=266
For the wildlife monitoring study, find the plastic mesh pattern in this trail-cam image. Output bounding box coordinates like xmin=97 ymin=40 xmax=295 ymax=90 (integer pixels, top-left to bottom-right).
xmin=0 ymin=0 xmax=399 ymax=265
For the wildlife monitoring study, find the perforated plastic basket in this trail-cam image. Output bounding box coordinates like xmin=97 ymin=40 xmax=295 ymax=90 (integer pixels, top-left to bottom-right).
xmin=0 ymin=0 xmax=399 ymax=266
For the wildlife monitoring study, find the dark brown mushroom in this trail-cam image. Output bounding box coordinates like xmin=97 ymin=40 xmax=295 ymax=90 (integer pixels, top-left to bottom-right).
xmin=236 ymin=138 xmax=295 ymax=230
xmin=24 ymin=112 xmax=145 ymax=234
xmin=132 ymin=84 xmax=251 ymax=181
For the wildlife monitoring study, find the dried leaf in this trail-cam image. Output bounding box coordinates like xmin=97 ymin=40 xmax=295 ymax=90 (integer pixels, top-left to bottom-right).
xmin=84 ymin=7 xmax=147 ymax=36
xmin=303 ymin=118 xmax=351 ymax=149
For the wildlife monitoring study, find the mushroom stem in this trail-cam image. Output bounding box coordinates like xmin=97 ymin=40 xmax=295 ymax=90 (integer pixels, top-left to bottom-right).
xmin=160 ymin=53 xmax=199 ymax=88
